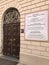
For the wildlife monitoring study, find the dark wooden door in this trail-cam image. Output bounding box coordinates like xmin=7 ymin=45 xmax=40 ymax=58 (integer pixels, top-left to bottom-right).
xmin=3 ymin=22 xmax=20 ymax=59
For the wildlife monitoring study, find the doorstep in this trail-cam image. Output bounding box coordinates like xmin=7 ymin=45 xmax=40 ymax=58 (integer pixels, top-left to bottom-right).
xmin=0 ymin=54 xmax=19 ymax=63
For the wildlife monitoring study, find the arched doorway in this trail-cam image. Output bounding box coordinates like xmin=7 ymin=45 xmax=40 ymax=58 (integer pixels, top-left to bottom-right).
xmin=3 ymin=7 xmax=20 ymax=59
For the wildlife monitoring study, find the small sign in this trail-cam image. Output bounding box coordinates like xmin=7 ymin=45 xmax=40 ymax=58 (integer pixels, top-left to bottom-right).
xmin=25 ymin=10 xmax=49 ymax=41
xmin=21 ymin=29 xmax=24 ymax=33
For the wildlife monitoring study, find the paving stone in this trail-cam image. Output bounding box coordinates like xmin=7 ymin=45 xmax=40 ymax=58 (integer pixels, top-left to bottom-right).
xmin=0 ymin=58 xmax=17 ymax=65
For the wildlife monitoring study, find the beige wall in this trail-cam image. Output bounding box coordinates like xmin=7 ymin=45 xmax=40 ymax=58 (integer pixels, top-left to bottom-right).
xmin=0 ymin=0 xmax=49 ymax=59
xmin=19 ymin=0 xmax=49 ymax=59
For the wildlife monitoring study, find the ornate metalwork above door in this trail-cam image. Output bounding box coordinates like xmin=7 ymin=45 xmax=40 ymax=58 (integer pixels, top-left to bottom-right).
xmin=3 ymin=7 xmax=20 ymax=24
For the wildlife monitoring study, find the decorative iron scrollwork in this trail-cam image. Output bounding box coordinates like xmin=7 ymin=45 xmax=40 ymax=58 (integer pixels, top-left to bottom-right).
xmin=3 ymin=8 xmax=20 ymax=24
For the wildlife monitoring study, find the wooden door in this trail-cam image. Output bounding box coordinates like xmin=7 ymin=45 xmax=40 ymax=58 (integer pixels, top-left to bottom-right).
xmin=3 ymin=22 xmax=20 ymax=59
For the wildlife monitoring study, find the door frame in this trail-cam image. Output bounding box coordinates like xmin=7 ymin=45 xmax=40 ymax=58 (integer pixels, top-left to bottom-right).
xmin=2 ymin=7 xmax=20 ymax=59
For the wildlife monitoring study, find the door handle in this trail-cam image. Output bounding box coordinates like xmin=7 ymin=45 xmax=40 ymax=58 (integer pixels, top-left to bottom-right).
xmin=10 ymin=39 xmax=13 ymax=41
xmin=13 ymin=38 xmax=16 ymax=41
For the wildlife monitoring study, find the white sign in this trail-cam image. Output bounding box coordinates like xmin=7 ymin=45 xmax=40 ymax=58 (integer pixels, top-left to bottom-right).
xmin=25 ymin=10 xmax=48 ymax=41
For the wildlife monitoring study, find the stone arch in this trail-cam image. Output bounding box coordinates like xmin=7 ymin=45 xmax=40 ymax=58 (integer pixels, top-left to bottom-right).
xmin=3 ymin=7 xmax=20 ymax=24
xmin=2 ymin=7 xmax=20 ymax=60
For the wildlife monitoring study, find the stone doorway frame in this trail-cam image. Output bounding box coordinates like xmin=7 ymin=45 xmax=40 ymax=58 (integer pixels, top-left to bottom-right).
xmin=0 ymin=7 xmax=20 ymax=61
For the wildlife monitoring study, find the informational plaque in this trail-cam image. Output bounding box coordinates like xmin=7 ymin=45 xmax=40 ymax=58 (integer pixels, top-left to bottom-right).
xmin=25 ymin=10 xmax=49 ymax=41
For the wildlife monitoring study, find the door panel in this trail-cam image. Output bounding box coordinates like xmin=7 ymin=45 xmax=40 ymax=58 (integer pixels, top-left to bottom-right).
xmin=3 ymin=23 xmax=20 ymax=59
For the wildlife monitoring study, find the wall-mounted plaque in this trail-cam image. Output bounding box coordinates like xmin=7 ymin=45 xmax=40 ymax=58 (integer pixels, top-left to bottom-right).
xmin=25 ymin=10 xmax=49 ymax=41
